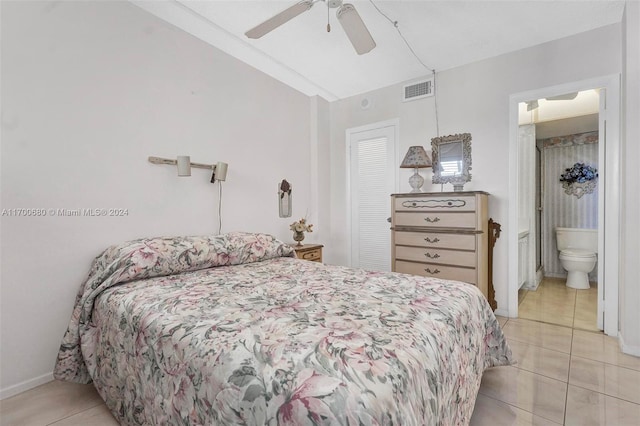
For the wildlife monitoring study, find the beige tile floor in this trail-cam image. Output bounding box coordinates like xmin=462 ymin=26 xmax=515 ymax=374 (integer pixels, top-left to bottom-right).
xmin=518 ymin=277 xmax=599 ymax=331
xmin=2 ymin=311 xmax=639 ymax=425
xmin=471 ymin=277 xmax=640 ymax=425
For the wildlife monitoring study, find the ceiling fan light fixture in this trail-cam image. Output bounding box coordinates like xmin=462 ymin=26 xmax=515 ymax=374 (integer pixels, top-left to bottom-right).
xmin=245 ymin=0 xmax=314 ymax=39
xmin=337 ymin=3 xmax=376 ymax=55
xmin=545 ymin=92 xmax=579 ymax=101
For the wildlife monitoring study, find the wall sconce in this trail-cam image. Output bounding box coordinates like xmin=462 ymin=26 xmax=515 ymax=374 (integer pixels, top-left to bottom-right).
xmin=278 ymin=179 xmax=292 ymax=218
xmin=148 ymin=156 xmax=228 ymax=182
xmin=400 ymin=146 xmax=431 ymax=192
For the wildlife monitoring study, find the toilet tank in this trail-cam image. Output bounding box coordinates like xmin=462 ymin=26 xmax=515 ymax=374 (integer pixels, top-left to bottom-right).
xmin=556 ymin=227 xmax=598 ymax=253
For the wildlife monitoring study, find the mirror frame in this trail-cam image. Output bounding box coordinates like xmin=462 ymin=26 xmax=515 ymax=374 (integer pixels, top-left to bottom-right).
xmin=431 ymin=133 xmax=472 ymax=186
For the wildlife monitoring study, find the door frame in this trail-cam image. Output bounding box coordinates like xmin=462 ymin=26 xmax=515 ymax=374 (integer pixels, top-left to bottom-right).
xmin=508 ymin=75 xmax=620 ymax=337
xmin=345 ymin=118 xmax=400 ymax=268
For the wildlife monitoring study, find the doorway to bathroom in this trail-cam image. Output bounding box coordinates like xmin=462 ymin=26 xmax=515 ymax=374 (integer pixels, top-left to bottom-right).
xmin=518 ymin=92 xmax=600 ymax=331
xmin=508 ymin=75 xmax=620 ymax=337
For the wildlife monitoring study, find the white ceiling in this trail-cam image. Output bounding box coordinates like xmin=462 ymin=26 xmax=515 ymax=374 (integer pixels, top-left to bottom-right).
xmin=133 ymin=1 xmax=626 ymax=101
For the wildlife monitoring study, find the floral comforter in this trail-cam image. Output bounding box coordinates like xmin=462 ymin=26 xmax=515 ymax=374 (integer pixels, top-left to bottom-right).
xmin=55 ymin=232 xmax=513 ymax=425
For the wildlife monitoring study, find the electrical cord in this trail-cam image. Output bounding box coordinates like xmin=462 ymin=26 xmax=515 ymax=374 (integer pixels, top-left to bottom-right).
xmin=433 ymin=70 xmax=439 ymax=137
xmin=368 ymin=0 xmax=440 ymax=137
xmin=218 ymin=182 xmax=223 ymax=235
xmin=368 ymin=0 xmax=434 ymax=72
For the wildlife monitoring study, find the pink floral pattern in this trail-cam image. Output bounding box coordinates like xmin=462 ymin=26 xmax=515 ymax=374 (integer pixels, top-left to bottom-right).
xmin=54 ymin=233 xmax=513 ymax=425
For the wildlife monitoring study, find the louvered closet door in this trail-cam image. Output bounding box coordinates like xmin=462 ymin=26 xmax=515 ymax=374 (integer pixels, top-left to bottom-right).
xmin=348 ymin=122 xmax=397 ymax=271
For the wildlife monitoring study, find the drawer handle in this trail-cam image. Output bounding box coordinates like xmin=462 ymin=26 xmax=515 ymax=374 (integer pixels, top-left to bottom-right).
xmin=425 ymin=268 xmax=441 ymax=274
xmin=302 ymin=252 xmax=316 ymax=259
xmin=425 ymin=253 xmax=440 ymax=259
xmin=424 ymin=217 xmax=440 ymax=223
xmin=424 ymin=237 xmax=440 ymax=243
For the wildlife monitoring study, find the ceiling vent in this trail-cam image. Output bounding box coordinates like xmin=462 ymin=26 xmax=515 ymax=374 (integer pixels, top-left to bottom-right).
xmin=402 ymin=77 xmax=434 ymax=102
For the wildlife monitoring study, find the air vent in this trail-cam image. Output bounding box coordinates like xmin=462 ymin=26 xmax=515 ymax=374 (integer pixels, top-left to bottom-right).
xmin=402 ymin=78 xmax=434 ymax=102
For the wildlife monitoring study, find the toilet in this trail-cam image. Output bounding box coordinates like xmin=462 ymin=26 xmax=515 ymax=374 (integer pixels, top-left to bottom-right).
xmin=555 ymin=227 xmax=597 ymax=289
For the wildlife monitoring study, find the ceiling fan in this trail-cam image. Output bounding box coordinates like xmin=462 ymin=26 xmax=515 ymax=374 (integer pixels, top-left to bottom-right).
xmin=245 ymin=0 xmax=376 ymax=55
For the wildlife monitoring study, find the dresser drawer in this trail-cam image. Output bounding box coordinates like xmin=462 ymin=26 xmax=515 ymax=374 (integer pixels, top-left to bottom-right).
xmin=394 ymin=231 xmax=476 ymax=250
xmin=394 ymin=196 xmax=476 ymax=212
xmin=394 ymin=212 xmax=476 ymax=228
xmin=395 ymin=260 xmax=477 ymax=284
xmin=395 ymin=246 xmax=476 ymax=267
xmin=292 ymin=244 xmax=323 ymax=263
xmin=299 ymin=249 xmax=321 ymax=262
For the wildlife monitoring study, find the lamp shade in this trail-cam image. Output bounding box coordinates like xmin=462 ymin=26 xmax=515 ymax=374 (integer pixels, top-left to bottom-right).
xmin=214 ymin=162 xmax=228 ymax=181
xmin=177 ymin=156 xmax=191 ymax=176
xmin=400 ymin=146 xmax=431 ymax=168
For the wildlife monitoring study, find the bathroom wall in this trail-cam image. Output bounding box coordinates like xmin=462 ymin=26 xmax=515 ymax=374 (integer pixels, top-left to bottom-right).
xmin=541 ymin=130 xmax=599 ymax=279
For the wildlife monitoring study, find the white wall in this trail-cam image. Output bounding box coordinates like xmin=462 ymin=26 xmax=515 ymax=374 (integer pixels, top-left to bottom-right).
xmin=328 ymin=24 xmax=622 ymax=313
xmin=0 ymin=1 xmax=314 ymax=396
xmin=309 ymin=96 xmax=332 ymax=258
xmin=620 ymin=1 xmax=640 ymax=355
xmin=327 ymin=83 xmax=436 ymax=264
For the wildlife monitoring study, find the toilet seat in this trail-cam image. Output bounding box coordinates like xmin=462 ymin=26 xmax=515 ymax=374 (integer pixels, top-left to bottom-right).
xmin=560 ymin=249 xmax=596 ymax=259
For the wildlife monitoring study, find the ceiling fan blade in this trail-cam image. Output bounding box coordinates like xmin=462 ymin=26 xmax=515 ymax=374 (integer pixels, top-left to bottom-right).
xmin=336 ymin=3 xmax=376 ymax=55
xmin=245 ymin=0 xmax=314 ymax=39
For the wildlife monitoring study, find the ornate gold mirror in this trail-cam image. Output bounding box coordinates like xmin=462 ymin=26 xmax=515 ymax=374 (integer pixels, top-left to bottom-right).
xmin=431 ymin=133 xmax=472 ymax=191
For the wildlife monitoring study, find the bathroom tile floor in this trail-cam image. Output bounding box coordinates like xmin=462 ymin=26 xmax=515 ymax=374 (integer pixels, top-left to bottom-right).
xmin=470 ymin=276 xmax=639 ymax=425
xmin=518 ymin=277 xmax=598 ymax=331
xmin=2 ymin=285 xmax=638 ymax=425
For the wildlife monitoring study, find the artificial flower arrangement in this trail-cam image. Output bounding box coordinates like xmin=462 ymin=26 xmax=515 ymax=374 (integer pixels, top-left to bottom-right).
xmin=290 ymin=218 xmax=313 ymax=246
xmin=290 ymin=218 xmax=313 ymax=233
xmin=559 ymin=162 xmax=598 ymax=184
xmin=560 ymin=162 xmax=598 ymax=198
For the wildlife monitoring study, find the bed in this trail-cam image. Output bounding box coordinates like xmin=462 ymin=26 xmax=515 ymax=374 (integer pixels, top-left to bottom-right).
xmin=54 ymin=232 xmax=513 ymax=425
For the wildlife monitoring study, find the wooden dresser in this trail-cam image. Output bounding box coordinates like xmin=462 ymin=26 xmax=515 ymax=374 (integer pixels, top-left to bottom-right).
xmin=391 ymin=191 xmax=491 ymax=302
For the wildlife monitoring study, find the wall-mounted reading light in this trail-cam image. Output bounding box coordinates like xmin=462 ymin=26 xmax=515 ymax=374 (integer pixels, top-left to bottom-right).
xmin=177 ymin=156 xmax=191 ymax=176
xmin=211 ymin=161 xmax=228 ymax=182
xmin=148 ymin=156 xmax=228 ymax=182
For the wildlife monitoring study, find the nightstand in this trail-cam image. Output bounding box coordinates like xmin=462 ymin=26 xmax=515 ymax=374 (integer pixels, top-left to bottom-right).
xmin=292 ymin=243 xmax=323 ymax=263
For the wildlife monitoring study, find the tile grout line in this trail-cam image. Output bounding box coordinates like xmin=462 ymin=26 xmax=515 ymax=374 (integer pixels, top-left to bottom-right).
xmin=475 ymin=392 xmax=564 ymax=425
xmin=565 ymin=381 xmax=640 ymax=407
xmin=506 ymin=361 xmax=571 ymax=386
xmin=564 ymin=285 xmax=576 ymax=424
xmin=563 ymin=326 xmax=574 ymax=426
xmin=44 ymin=400 xmax=107 ymax=426
xmin=569 ymin=352 xmax=640 ymax=373
xmin=478 ymin=366 xmax=568 ymax=425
